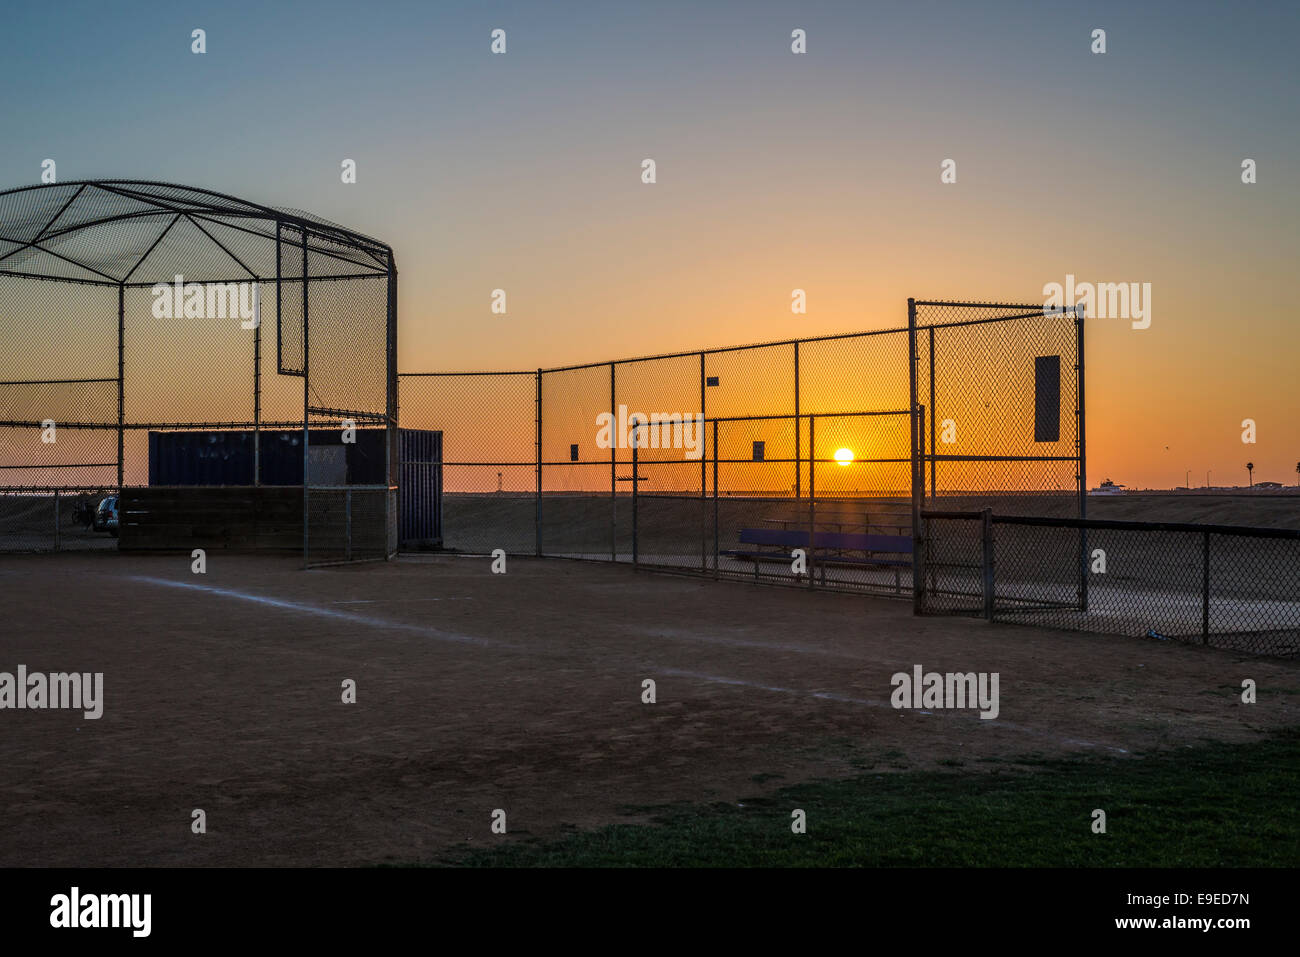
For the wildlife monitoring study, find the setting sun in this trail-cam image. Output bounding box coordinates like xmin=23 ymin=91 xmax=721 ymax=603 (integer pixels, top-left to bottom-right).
xmin=834 ymin=447 xmax=854 ymax=466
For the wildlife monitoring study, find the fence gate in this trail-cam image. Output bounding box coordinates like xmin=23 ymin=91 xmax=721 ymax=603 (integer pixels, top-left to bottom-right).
xmin=399 ymin=428 xmax=442 ymax=548
xmin=910 ymin=300 xmax=1086 ymax=614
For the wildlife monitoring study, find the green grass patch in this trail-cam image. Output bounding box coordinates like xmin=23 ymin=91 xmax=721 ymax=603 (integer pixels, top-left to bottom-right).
xmin=437 ymin=732 xmax=1300 ymax=867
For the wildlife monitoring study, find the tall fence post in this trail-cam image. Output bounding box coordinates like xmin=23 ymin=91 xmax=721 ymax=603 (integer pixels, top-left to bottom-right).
xmin=254 ymin=281 xmax=261 ymax=486
xmin=535 ymin=369 xmax=542 ymax=558
xmin=610 ymin=362 xmax=617 ymax=562
xmin=1202 ymin=529 xmax=1210 ymax=644
xmin=700 ymin=352 xmax=707 ymax=572
xmin=908 ymin=298 xmax=924 ymax=612
xmin=712 ymin=418 xmax=719 ymax=580
xmin=919 ymin=404 xmax=932 ymax=597
xmin=807 ymin=414 xmax=816 ymax=589
xmin=981 ymin=507 xmax=995 ymax=621
xmin=631 ymin=429 xmax=639 ymax=570
xmin=794 ymin=341 xmax=801 ymax=500
xmin=386 ymin=250 xmax=399 ymax=557
xmin=53 ymin=490 xmax=60 ymax=551
xmin=928 ymin=325 xmax=936 ymax=499
xmin=300 ymin=229 xmax=310 ymax=568
xmin=1077 ymin=304 xmax=1088 ymax=612
xmin=117 ymin=283 xmax=125 ymax=489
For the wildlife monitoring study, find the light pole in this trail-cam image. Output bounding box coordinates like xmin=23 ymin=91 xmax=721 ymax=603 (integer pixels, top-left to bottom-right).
xmin=1185 ymin=469 xmax=1190 ymax=490
xmin=1206 ymin=470 xmax=1212 ymax=489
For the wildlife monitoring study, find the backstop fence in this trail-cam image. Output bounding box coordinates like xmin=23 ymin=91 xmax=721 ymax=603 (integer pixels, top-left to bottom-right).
xmin=918 ymin=510 xmax=1300 ymax=658
xmin=0 ymin=181 xmax=396 ymax=565
xmin=399 ymin=300 xmax=1086 ymax=595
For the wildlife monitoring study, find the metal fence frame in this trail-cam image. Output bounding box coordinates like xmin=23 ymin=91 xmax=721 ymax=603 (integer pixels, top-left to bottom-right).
xmin=908 ymin=299 xmax=1086 ymax=610
xmin=0 ymin=181 xmax=397 ymax=565
xmin=919 ymin=509 xmax=1300 ymax=658
xmin=399 ymin=299 xmax=1086 ymax=593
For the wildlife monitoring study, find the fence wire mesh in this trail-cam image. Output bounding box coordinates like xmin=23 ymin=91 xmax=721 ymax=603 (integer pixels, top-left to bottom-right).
xmin=922 ymin=511 xmax=1300 ymax=658
xmin=912 ymin=301 xmax=1084 ymax=515
xmin=0 ymin=181 xmax=395 ymax=560
xmin=397 ymin=372 xmax=536 ymax=555
xmin=399 ymin=300 xmax=1084 ymax=598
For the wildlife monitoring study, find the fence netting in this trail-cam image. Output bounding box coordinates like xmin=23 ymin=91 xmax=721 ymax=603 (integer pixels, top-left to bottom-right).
xmin=921 ymin=511 xmax=1300 ymax=658
xmin=0 ymin=181 xmax=396 ymax=561
xmin=399 ymin=300 xmax=1085 ymax=598
xmin=398 ymin=372 xmax=536 ymax=555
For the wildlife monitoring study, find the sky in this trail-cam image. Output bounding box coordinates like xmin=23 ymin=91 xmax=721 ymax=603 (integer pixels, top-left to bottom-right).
xmin=1 ymin=0 xmax=1297 ymax=489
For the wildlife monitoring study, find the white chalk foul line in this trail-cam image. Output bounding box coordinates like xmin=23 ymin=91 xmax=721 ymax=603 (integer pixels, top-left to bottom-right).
xmin=122 ymin=577 xmax=1128 ymax=753
xmin=123 ymin=576 xmax=512 ymax=649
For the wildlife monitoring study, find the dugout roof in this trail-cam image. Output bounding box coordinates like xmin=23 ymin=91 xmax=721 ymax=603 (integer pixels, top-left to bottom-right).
xmin=0 ymin=180 xmax=391 ymax=286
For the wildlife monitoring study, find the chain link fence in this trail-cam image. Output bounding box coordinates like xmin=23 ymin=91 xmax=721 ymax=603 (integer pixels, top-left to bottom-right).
xmin=909 ymin=300 xmax=1085 ymax=606
xmin=911 ymin=300 xmax=1084 ymax=515
xmin=400 ymin=300 xmax=1085 ymax=596
xmin=0 ymin=181 xmax=396 ymax=562
xmin=920 ymin=510 xmax=1300 ymax=658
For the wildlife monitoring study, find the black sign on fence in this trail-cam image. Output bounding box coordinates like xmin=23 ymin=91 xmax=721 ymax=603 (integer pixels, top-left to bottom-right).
xmin=1034 ymin=355 xmax=1061 ymax=443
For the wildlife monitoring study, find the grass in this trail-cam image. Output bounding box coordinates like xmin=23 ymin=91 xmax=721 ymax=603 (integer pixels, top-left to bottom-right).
xmin=435 ymin=732 xmax=1300 ymax=867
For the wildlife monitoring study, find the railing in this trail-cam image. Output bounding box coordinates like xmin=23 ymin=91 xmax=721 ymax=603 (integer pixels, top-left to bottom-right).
xmin=919 ymin=509 xmax=1300 ymax=657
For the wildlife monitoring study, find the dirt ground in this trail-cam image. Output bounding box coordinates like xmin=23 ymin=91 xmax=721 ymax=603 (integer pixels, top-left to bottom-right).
xmin=1 ymin=551 xmax=1297 ymax=867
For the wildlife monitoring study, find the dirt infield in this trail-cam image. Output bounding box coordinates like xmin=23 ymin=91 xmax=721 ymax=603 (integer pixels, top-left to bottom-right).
xmin=1 ymin=551 xmax=1297 ymax=867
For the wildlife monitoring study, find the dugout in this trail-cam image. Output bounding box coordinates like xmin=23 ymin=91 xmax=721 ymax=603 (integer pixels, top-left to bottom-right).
xmin=127 ymin=428 xmax=442 ymax=551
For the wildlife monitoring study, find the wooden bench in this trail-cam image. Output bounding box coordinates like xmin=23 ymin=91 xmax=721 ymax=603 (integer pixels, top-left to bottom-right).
xmin=723 ymin=527 xmax=912 ymax=589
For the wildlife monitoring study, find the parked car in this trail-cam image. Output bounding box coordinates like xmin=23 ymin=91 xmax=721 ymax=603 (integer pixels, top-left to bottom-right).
xmin=93 ymin=495 xmax=119 ymax=537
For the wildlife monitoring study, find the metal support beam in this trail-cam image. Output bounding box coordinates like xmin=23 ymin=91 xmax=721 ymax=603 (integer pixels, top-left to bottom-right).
xmin=712 ymin=418 xmax=719 ymax=580
xmin=301 ymin=228 xmax=310 ymax=567
xmin=632 ymin=437 xmax=639 ymax=570
xmin=808 ymin=414 xmax=816 ymax=590
xmin=611 ymin=362 xmax=617 ymax=561
xmin=535 ymin=370 xmax=542 ymax=557
xmin=700 ymin=352 xmax=707 ymax=571
xmin=117 ymin=284 xmax=124 ymax=488
xmin=794 ymin=341 xmax=801 ymax=499
xmin=908 ymin=298 xmax=923 ymax=612
xmin=1077 ymin=305 xmax=1088 ymax=612
xmin=387 ymin=250 xmax=399 ymax=557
